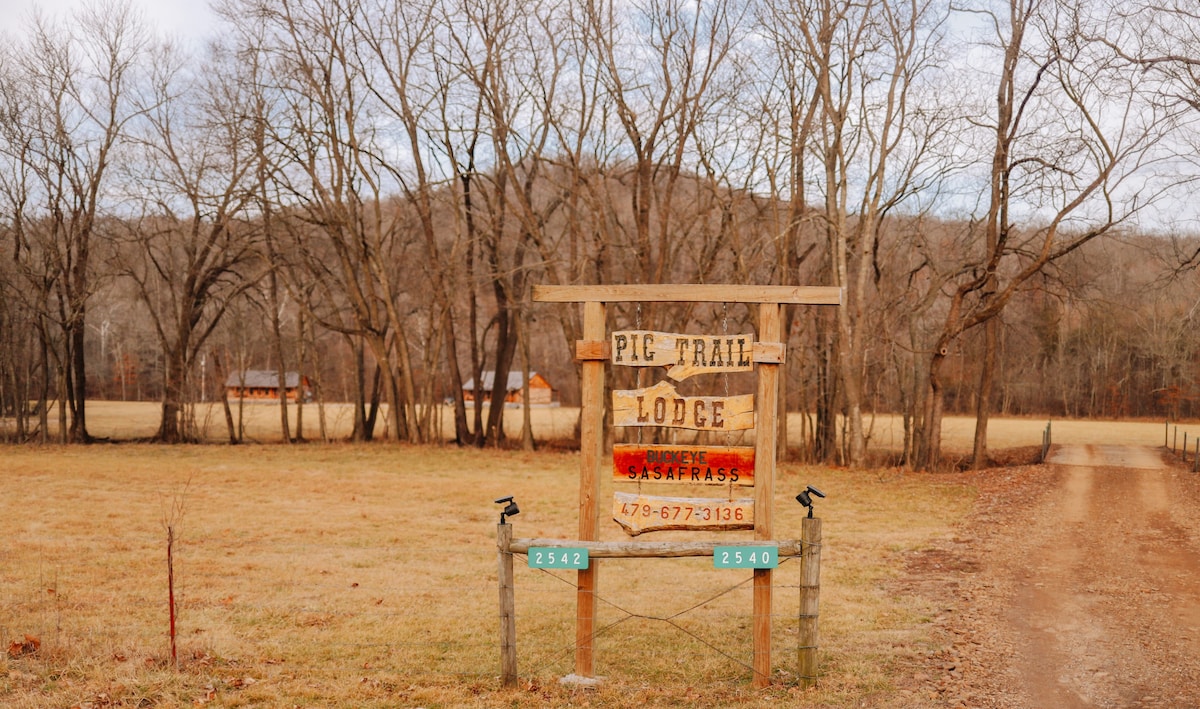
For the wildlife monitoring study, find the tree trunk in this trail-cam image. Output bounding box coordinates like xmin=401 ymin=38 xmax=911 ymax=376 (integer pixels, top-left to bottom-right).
xmin=972 ymin=317 xmax=998 ymax=469
xmin=814 ymin=310 xmax=840 ymax=463
xmin=67 ymin=321 xmax=89 ymax=443
xmin=157 ymin=347 xmax=188 ymax=443
xmin=269 ymin=265 xmax=291 ymax=444
xmin=917 ymin=348 xmax=949 ymax=471
xmin=350 ymin=338 xmax=371 ymax=442
xmin=519 ymin=313 xmax=535 ymax=452
xmin=212 ymin=350 xmax=238 ymax=445
xmin=295 ymin=309 xmax=306 ymax=442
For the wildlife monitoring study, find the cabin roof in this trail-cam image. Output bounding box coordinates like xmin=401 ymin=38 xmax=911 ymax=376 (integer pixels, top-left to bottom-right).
xmin=225 ymin=370 xmax=303 ymax=388
xmin=462 ymin=371 xmax=545 ymax=392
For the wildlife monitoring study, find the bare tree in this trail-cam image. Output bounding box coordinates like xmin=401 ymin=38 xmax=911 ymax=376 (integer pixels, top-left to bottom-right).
xmin=913 ymin=0 xmax=1181 ymax=469
xmin=223 ymin=0 xmax=429 ymax=442
xmin=754 ymin=0 xmax=952 ymax=466
xmin=439 ymin=0 xmax=569 ymax=446
xmin=0 ymin=2 xmax=149 ymax=442
xmin=120 ymin=40 xmax=262 ymax=442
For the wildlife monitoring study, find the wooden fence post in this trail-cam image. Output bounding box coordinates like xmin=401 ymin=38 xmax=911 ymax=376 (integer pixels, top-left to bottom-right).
xmin=798 ymin=516 xmax=822 ymax=688
xmin=498 ymin=522 xmax=517 ymax=688
xmin=1193 ymin=439 xmax=1198 ymax=473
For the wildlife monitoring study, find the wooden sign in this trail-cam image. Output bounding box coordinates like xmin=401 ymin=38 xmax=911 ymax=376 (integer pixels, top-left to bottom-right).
xmin=611 ymin=330 xmax=754 ymax=381
xmin=612 ymin=381 xmax=754 ymax=431
xmin=613 ymin=444 xmax=754 ymax=486
xmin=613 ymin=491 xmax=755 ymax=536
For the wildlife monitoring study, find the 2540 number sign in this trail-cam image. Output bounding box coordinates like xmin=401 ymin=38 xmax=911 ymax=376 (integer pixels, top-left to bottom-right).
xmin=713 ymin=545 xmax=778 ymax=569
xmin=527 ymin=547 xmax=589 ymax=569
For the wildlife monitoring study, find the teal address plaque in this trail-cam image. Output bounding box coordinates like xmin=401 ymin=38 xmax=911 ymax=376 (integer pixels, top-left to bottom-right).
xmin=528 ymin=547 xmax=589 ymax=569
xmin=713 ymin=545 xmax=778 ymax=569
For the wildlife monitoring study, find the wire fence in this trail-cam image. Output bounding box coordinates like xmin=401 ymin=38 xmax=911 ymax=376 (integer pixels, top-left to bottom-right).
xmin=3 ymin=546 xmax=501 ymax=680
xmin=509 ymin=554 xmax=810 ymax=683
xmin=3 ymin=541 xmax=813 ymax=691
xmin=1167 ymin=420 xmax=1200 ymax=472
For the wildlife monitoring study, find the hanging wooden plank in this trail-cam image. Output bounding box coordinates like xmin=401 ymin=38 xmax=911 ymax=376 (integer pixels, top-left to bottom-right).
xmin=613 ymin=444 xmax=755 ymax=486
xmin=612 ymin=381 xmax=754 ymax=431
xmin=612 ymin=491 xmax=755 ymax=536
xmin=611 ymin=330 xmax=754 ymax=381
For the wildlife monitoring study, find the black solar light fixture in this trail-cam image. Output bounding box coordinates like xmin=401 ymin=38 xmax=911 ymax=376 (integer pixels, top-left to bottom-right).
xmin=795 ymin=485 xmax=826 ymax=518
xmin=495 ymin=495 xmax=520 ymax=524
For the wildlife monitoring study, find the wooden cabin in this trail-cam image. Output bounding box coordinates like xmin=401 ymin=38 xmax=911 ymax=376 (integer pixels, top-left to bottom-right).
xmin=462 ymin=371 xmax=556 ymax=406
xmin=225 ymin=370 xmax=311 ymax=402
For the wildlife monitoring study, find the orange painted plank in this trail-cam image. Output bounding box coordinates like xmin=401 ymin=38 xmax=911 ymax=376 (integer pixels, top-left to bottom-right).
xmin=613 ymin=444 xmax=755 ymax=486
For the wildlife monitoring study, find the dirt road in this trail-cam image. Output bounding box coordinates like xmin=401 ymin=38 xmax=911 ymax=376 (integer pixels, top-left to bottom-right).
xmin=898 ymin=445 xmax=1200 ymax=708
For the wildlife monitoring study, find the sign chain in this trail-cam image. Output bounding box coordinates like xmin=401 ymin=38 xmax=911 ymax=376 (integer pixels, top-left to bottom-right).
xmin=722 ymin=303 xmax=730 ymax=400
xmin=723 ymin=303 xmax=731 ymax=500
xmin=636 ymin=303 xmax=644 ymax=449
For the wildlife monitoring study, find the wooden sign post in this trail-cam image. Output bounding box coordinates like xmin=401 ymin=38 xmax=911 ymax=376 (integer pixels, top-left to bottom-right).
xmin=752 ymin=302 xmax=780 ymax=687
xmin=532 ymin=284 xmax=840 ymax=688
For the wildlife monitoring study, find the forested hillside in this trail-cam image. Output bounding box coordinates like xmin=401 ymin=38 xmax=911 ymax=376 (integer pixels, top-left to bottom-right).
xmin=2 ymin=0 xmax=1198 ymax=468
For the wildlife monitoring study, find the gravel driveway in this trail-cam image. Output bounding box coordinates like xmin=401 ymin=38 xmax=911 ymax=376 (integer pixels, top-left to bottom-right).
xmin=892 ymin=445 xmax=1200 ymax=708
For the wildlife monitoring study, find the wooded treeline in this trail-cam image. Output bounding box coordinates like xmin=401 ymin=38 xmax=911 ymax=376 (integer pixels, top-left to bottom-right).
xmin=1 ymin=0 xmax=1199 ymax=468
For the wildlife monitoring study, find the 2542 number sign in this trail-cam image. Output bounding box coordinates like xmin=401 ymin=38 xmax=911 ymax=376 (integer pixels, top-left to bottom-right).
xmin=528 ymin=547 xmax=589 ymax=569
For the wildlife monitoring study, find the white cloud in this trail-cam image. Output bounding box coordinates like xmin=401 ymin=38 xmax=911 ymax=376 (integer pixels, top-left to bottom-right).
xmin=0 ymin=0 xmax=218 ymax=42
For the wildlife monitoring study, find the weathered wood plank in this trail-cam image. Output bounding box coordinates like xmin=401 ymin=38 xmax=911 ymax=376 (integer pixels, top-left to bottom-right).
xmin=613 ymin=443 xmax=755 ymax=486
xmin=612 ymin=491 xmax=754 ymax=536
xmin=611 ymin=330 xmax=754 ymax=380
xmin=752 ymin=342 xmax=785 ymax=364
xmin=533 ymin=284 xmax=844 ymax=305
xmin=575 ymin=340 xmax=610 ymax=361
xmin=612 ymin=381 xmax=754 ymax=431
xmin=510 ymin=538 xmax=806 ymax=558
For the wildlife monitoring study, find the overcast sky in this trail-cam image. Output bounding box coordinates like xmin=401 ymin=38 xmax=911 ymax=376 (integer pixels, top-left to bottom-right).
xmin=0 ymin=0 xmax=219 ymax=42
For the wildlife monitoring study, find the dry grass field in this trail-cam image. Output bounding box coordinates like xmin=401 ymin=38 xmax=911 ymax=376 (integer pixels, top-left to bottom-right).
xmin=23 ymin=400 xmax=1175 ymax=451
xmin=1 ymin=406 xmax=1184 ymax=707
xmin=28 ymin=401 xmax=587 ymax=444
